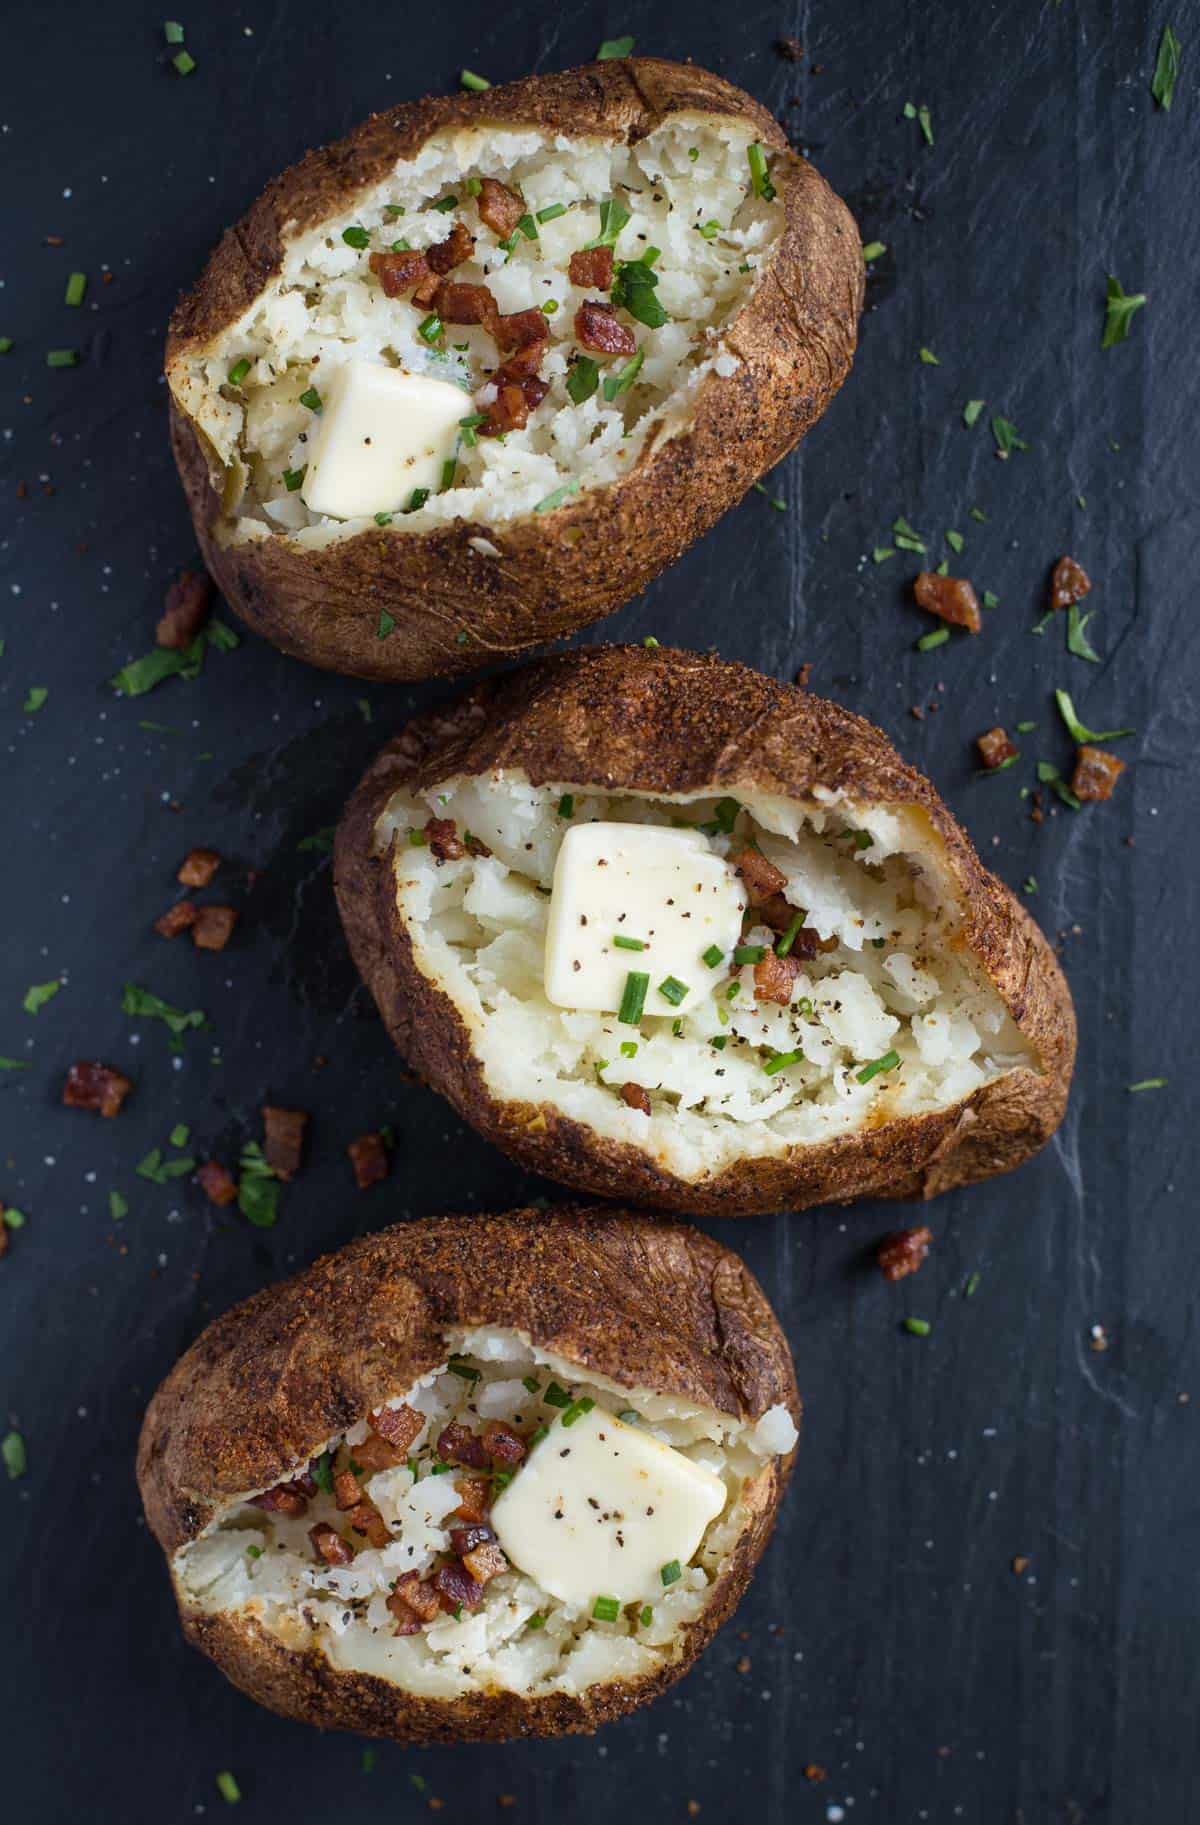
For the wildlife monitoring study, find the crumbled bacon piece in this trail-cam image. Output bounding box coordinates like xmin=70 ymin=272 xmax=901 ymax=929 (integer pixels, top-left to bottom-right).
xmin=424 ymin=817 xmax=465 ymax=861
xmin=729 ymin=845 xmax=787 ymax=905
xmin=776 ymin=35 xmax=805 ymax=60
xmin=463 ymin=832 xmax=492 ymax=858
xmin=192 ymin=904 xmax=238 ymax=952
xmin=494 ymin=308 xmax=551 ymax=353
xmin=157 ymin=570 xmax=213 ymax=650
xmin=877 ymin=1225 xmax=933 ymax=1282
xmin=196 ymin=1160 xmax=237 ymax=1206
xmin=154 ymin=899 xmax=197 ymax=939
xmin=390 ymin=1572 xmax=441 ymax=1624
xmin=753 ymin=950 xmax=802 ymax=1006
xmin=1071 ymin=745 xmax=1125 ymax=802
xmin=977 ymin=726 xmax=1017 ymax=770
xmin=1049 ymin=555 xmax=1092 ymax=611
xmin=387 ymin=1603 xmax=422 ymax=1637
xmin=62 ymin=1060 xmax=133 ymax=1118
xmin=368 ymin=248 xmax=432 ymax=297
xmin=568 ymin=247 xmax=614 ymax=290
xmin=251 ymin=1480 xmax=309 ymax=1517
xmin=435 ymin=281 xmax=500 ymax=335
xmin=437 ymin=1422 xmax=489 ymax=1469
xmin=346 ymin=1502 xmax=391 ymax=1548
xmin=913 ymin=571 xmax=982 ymax=633
xmin=348 ymin=1131 xmax=389 ymax=1191
xmin=261 ymin=1105 xmax=308 ymax=1180
xmin=426 ymin=221 xmax=475 ymax=275
xmin=477 ymin=176 xmax=523 ymax=239
xmin=574 ymin=300 xmax=637 ymax=357
xmin=334 ymin=1468 xmax=363 ymax=1511
xmin=620 ymin=1081 xmax=652 ymax=1115
xmin=449 ymin=1522 xmax=497 ymax=1557
xmin=309 ymin=1522 xmax=354 ymax=1566
xmin=177 ymin=847 xmax=221 ymax=888
xmin=434 ymin=1560 xmax=485 ymax=1611
xmin=462 ymin=1538 xmax=507 ymax=1584
xmin=370 ymin=1403 xmax=424 ymax=1451
xmin=351 ymin=1432 xmax=405 ymax=1474
xmin=482 ymin=1420 xmax=526 ymax=1465
xmin=454 ymin=1475 xmax=491 ymax=1523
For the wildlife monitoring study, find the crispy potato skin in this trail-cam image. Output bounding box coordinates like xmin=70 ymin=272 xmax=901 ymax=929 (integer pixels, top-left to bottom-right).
xmin=166 ymin=58 xmax=863 ymax=681
xmin=334 ymin=646 xmax=1077 ymax=1215
xmin=137 ymin=1205 xmax=798 ymax=1741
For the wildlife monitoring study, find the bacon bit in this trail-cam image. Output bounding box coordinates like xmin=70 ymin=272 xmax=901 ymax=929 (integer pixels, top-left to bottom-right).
xmin=154 ymin=899 xmax=197 ymax=939
xmin=753 ymin=950 xmax=801 ymax=1006
xmin=454 ymin=1475 xmax=491 ymax=1522
xmin=191 ymin=904 xmax=238 ymax=952
xmin=261 ymin=1105 xmax=308 ymax=1180
xmin=45 ymin=233 xmax=65 ymax=247
xmin=914 ymin=571 xmax=982 ymax=633
xmin=370 ymin=1403 xmax=424 ymax=1452
xmin=62 ymin=1060 xmax=133 ymax=1118
xmin=477 ymin=176 xmax=523 ymax=239
xmin=463 ymin=832 xmax=492 ymax=858
xmin=348 ymin=1131 xmax=389 ymax=1191
xmin=390 ymin=1572 xmax=441 ymax=1624
xmin=574 ymin=300 xmax=637 ymax=357
xmin=1071 ymin=745 xmax=1125 ymax=802
xmin=346 ymin=1501 xmax=391 ymax=1548
xmin=424 ymin=817 xmax=465 ymax=861
xmin=334 ymin=1468 xmax=363 ymax=1511
xmin=777 ymin=35 xmax=805 ymax=59
xmin=434 ymin=1560 xmax=485 ymax=1611
xmin=462 ymin=1538 xmax=508 ymax=1584
xmin=876 ymin=1224 xmax=933 ymax=1282
xmin=449 ymin=1522 xmax=496 ymax=1556
xmin=1049 ymin=555 xmax=1092 ymax=611
xmin=309 ymin=1522 xmax=354 ymax=1566
xmin=196 ymin=1160 xmax=237 ymax=1206
xmin=568 ymin=246 xmax=614 ymax=289
xmin=803 ymin=1764 xmax=827 ymax=1783
xmin=1029 ymin=789 xmax=1045 ymax=825
xmin=437 ymin=1422 xmax=489 ymax=1469
xmin=156 ymin=570 xmax=212 ymax=650
xmin=435 ymin=280 xmax=500 ymax=336
xmin=977 ymin=726 xmax=1017 ymax=770
xmin=729 ymin=845 xmax=787 ymax=904
xmin=351 ymin=1432 xmax=405 ymax=1474
xmin=387 ymin=1602 xmax=422 ymax=1637
xmin=251 ymin=1481 xmax=309 ymax=1517
xmin=481 ymin=383 xmax=534 ymax=436
xmin=620 ymin=1081 xmax=652 ymax=1115
xmin=368 ymin=248 xmax=432 ymax=298
xmin=482 ymin=1420 xmax=526 ymax=1465
xmin=177 ymin=847 xmax=221 ymax=888
xmin=495 ymin=308 xmax=551 ymax=354
xmin=426 ymin=221 xmax=474 ymax=275
xmin=1011 ymin=1555 xmax=1030 ymax=1576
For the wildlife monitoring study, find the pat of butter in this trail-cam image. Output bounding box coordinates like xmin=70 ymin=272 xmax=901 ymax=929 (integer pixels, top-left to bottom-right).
xmin=490 ymin=1407 xmax=727 ymax=1608
xmin=300 ymin=359 xmax=466 ymax=519
xmin=543 ymin=822 xmax=746 ymax=1017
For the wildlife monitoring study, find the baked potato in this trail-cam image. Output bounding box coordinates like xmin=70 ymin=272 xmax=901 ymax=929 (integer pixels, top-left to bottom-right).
xmin=334 ymin=645 xmax=1076 ymax=1215
xmin=136 ymin=1205 xmax=799 ymax=1742
xmin=166 ymin=57 xmax=862 ymax=681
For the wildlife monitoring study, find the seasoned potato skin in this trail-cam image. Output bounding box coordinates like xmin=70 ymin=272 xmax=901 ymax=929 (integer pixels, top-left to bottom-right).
xmin=166 ymin=58 xmax=863 ymax=681
xmin=137 ymin=1205 xmax=798 ymax=1742
xmin=334 ymin=646 xmax=1077 ymax=1214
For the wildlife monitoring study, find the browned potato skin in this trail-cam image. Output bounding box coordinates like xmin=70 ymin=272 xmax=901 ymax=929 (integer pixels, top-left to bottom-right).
xmin=166 ymin=58 xmax=863 ymax=681
xmin=137 ymin=1205 xmax=798 ymax=1742
xmin=334 ymin=646 xmax=1077 ymax=1214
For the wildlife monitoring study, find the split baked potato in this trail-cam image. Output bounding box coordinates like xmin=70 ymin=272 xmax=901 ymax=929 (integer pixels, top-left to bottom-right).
xmin=137 ymin=1206 xmax=798 ymax=1741
xmin=334 ymin=645 xmax=1076 ymax=1214
xmin=166 ymin=58 xmax=862 ymax=681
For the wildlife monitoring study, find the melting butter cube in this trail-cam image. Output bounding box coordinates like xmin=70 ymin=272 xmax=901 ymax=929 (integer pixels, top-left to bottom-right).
xmin=300 ymin=359 xmax=466 ymax=519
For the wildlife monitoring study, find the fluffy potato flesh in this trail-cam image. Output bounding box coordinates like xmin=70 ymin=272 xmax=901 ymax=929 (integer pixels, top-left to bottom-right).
xmin=169 ymin=120 xmax=783 ymax=537
xmin=175 ymin=1327 xmax=794 ymax=1702
xmin=377 ymin=774 xmax=1036 ymax=1181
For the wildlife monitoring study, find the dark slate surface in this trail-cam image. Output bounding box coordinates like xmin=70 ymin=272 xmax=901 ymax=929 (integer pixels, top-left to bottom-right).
xmin=2 ymin=3 xmax=1196 ymax=1820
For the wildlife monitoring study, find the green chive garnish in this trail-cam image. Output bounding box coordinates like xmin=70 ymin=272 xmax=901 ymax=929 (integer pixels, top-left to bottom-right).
xmin=405 ymin=487 xmax=430 ymax=513
xmin=163 ymin=20 xmax=185 ymax=43
xmin=701 ymin=944 xmax=724 ymax=968
xmin=299 ymin=386 xmax=322 ymax=412
xmin=657 ymin=976 xmax=688 ymax=1007
xmin=342 ymin=225 xmax=370 ymax=249
xmin=418 ymin=314 xmax=443 ymax=344
xmin=460 ymin=69 xmax=490 ymax=91
xmin=733 ymin=944 xmax=765 ymax=966
xmin=775 ymin=913 xmax=805 ymax=957
xmin=522 ymin=1375 xmax=540 ymax=1393
xmin=747 ymin=142 xmax=776 ymax=201
xmin=432 ymin=195 xmax=459 ymax=213
xmin=172 ymin=49 xmax=196 ymax=74
xmin=282 ymin=465 xmax=305 ymax=491
xmin=561 ymin=1397 xmax=595 ymax=1428
xmin=903 ymin=1317 xmax=931 ymax=1337
xmin=64 ymin=272 xmax=87 ymax=307
xmin=639 ymin=1605 xmax=653 ymax=1625
xmin=916 ymin=628 xmax=949 ymax=651
xmin=660 ymin=1559 xmax=682 ymax=1587
xmin=763 ymin=1050 xmax=801 ymax=1076
xmin=618 ymin=971 xmax=649 ymax=1026
xmin=46 ymin=349 xmax=79 ymax=368
xmin=856 ymin=1049 xmax=900 ymax=1084
xmin=556 ymin=793 xmax=574 ymax=818
xmin=592 ymin=1596 xmax=620 ymax=1622
xmin=215 ymin=1771 xmax=241 ymax=1805
xmin=543 ymin=1382 xmax=570 ymax=1408
xmin=613 ymin=934 xmax=646 ymax=951
xmin=537 ymin=202 xmax=568 ymax=223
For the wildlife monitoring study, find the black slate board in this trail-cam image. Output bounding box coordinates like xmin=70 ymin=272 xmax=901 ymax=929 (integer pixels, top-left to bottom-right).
xmin=2 ymin=3 xmax=1197 ymax=1821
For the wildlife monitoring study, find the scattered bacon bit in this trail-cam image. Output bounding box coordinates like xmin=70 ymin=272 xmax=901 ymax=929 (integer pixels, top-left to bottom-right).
xmin=62 ymin=1060 xmax=133 ymax=1118
xmin=1071 ymin=745 xmax=1125 ymax=802
xmin=251 ymin=1481 xmax=309 ymax=1517
xmin=1049 ymin=555 xmax=1092 ymax=611
xmin=877 ymin=1224 xmax=933 ymax=1282
xmin=261 ymin=1105 xmax=308 ymax=1180
xmin=574 ymin=300 xmax=637 ymax=357
xmin=156 ymin=570 xmax=212 ymax=650
xmin=437 ymin=1422 xmax=489 ymax=1469
xmin=426 ymin=221 xmax=475 ymax=275
xmin=434 ymin=1560 xmax=485 ymax=1611
xmin=620 ymin=1081 xmax=652 ymax=1115
xmin=569 ymin=246 xmax=614 ymax=290
xmin=449 ymin=1522 xmax=496 ymax=1556
xmin=454 ymin=1475 xmax=492 ymax=1523
xmin=424 ymin=817 xmax=465 ymax=861
xmin=753 ymin=950 xmax=802 ymax=1005
xmin=191 ymin=904 xmax=238 ymax=952
xmin=334 ymin=1469 xmax=363 ymax=1511
xmin=481 ymin=383 xmax=534 ymax=436
xmin=482 ymin=1420 xmax=526 ymax=1465
xmin=804 ymin=1764 xmax=828 ymax=1783
xmin=177 ymin=847 xmax=221 ymax=888
xmin=494 ymin=308 xmax=551 ymax=354
xmin=390 ymin=1572 xmax=441 ymax=1625
xmin=196 ymin=1160 xmax=237 ymax=1206
xmin=348 ymin=1131 xmax=389 ymax=1191
xmin=346 ymin=1501 xmax=391 ymax=1548
xmin=368 ymin=248 xmax=432 ymax=297
xmin=477 ymin=176 xmax=523 ymax=239
xmin=1012 ymin=1555 xmax=1030 ymax=1576
xmin=913 ymin=571 xmax=982 ymax=633
xmin=977 ymin=726 xmax=1017 ymax=770
xmin=777 ymin=35 xmax=805 ymax=60
xmin=351 ymin=1432 xmax=405 ymax=1474
xmin=45 ymin=233 xmax=65 ymax=247
xmin=462 ymin=1538 xmax=508 ymax=1584
xmin=729 ymin=845 xmax=787 ymax=904
xmin=435 ymin=280 xmax=500 ymax=336
xmin=1029 ymin=789 xmax=1045 ymax=825
xmin=154 ymin=899 xmax=197 ymax=939
xmin=309 ymin=1522 xmax=354 ymax=1566
xmin=463 ymin=832 xmax=492 ymax=858
xmin=387 ymin=1602 xmax=422 ymax=1637
xmin=370 ymin=1403 xmax=424 ymax=1451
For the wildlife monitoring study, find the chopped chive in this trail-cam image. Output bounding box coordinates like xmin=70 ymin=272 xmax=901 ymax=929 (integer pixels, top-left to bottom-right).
xmin=556 ymin=793 xmax=574 ymax=818
xmin=612 ymin=934 xmax=647 ymax=951
xmin=671 ymin=1018 xmax=683 ymax=1036
xmin=775 ymin=913 xmax=805 ymax=958
xmin=903 ymin=1317 xmax=931 ymax=1337
xmin=418 ymin=314 xmax=443 ymax=345
xmin=873 ymin=547 xmax=895 ymax=563
xmin=341 ymin=225 xmax=370 ymax=249
xmin=660 ymin=1559 xmax=682 ymax=1586
xmin=374 ymin=512 xmax=392 ymax=526
xmin=64 ymin=271 xmax=87 ymax=307
xmin=710 ymin=1036 xmax=727 ymax=1051
xmin=522 ymin=1375 xmax=541 ymax=1393
xmin=856 ymin=1049 xmax=900 ymax=1084
xmin=1151 ymin=24 xmax=1181 ymax=110
xmin=2 ymin=1430 xmax=26 ymax=1479
xmin=541 ymin=299 xmax=559 ymax=315
xmin=696 ymin=219 xmax=722 ymax=240
xmin=432 ymin=195 xmax=459 ymax=213
xmin=919 ymin=346 xmax=940 ymax=365
xmin=440 ymin=456 xmax=456 ymax=489
xmin=282 ymin=465 xmax=306 ymax=491
xmin=747 ymin=142 xmax=776 ymax=201
xmin=246 ymin=1543 xmax=263 ymax=1560
xmin=1053 ymin=688 xmax=1134 ymax=744
xmin=620 ymin=1040 xmax=638 ymax=1058
xmin=215 ymin=1772 xmax=241 ymax=1805
xmin=618 ymin=971 xmax=649 ymax=1026
xmin=46 ymin=349 xmax=79 ymax=368
xmin=946 ymin=529 xmax=964 ymax=554
xmin=963 ymin=398 xmax=985 ymax=427
xmin=163 ymin=20 xmax=185 ymax=43
xmin=561 ymin=1396 xmax=595 ymax=1428
xmin=596 ymin=35 xmax=635 ymax=58
xmin=602 ymin=348 xmax=644 ymax=402
xmin=763 ymin=1050 xmax=801 ymax=1076
xmin=733 ymin=944 xmax=765 ymax=966
xmin=377 ymin=610 xmax=396 ymax=640
xmin=917 ymin=628 xmax=950 ymax=652
xmin=515 ymin=214 xmax=538 ymax=242
xmin=701 ymin=944 xmax=725 ymax=968
xmin=964 ymin=1271 xmax=981 ymax=1298
xmin=448 ymin=1359 xmax=480 ymax=1380
xmin=657 ymin=976 xmax=688 ymax=1007
xmin=593 ymin=1596 xmax=620 ymax=1622
xmin=536 ymin=202 xmax=568 ymax=223
xmin=640 ymin=1605 xmax=653 ymax=1625
xmin=526 ymin=1611 xmax=546 ymax=1630
xmin=460 ymin=69 xmax=490 ymax=91
xmin=543 ymin=1382 xmax=570 ymax=1409
xmin=405 ymin=487 xmax=430 ymax=513
xmin=533 ymin=479 xmax=581 ymax=514
xmin=299 ymin=386 xmax=322 ymax=412
xmin=862 ymin=241 xmax=887 ymax=263
xmin=1128 ymin=1077 xmax=1167 ymax=1092
xmin=567 ymin=356 xmax=600 ymax=404
xmin=172 ymin=48 xmax=195 ymax=74
xmin=0 ymin=338 xmax=12 ymax=354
